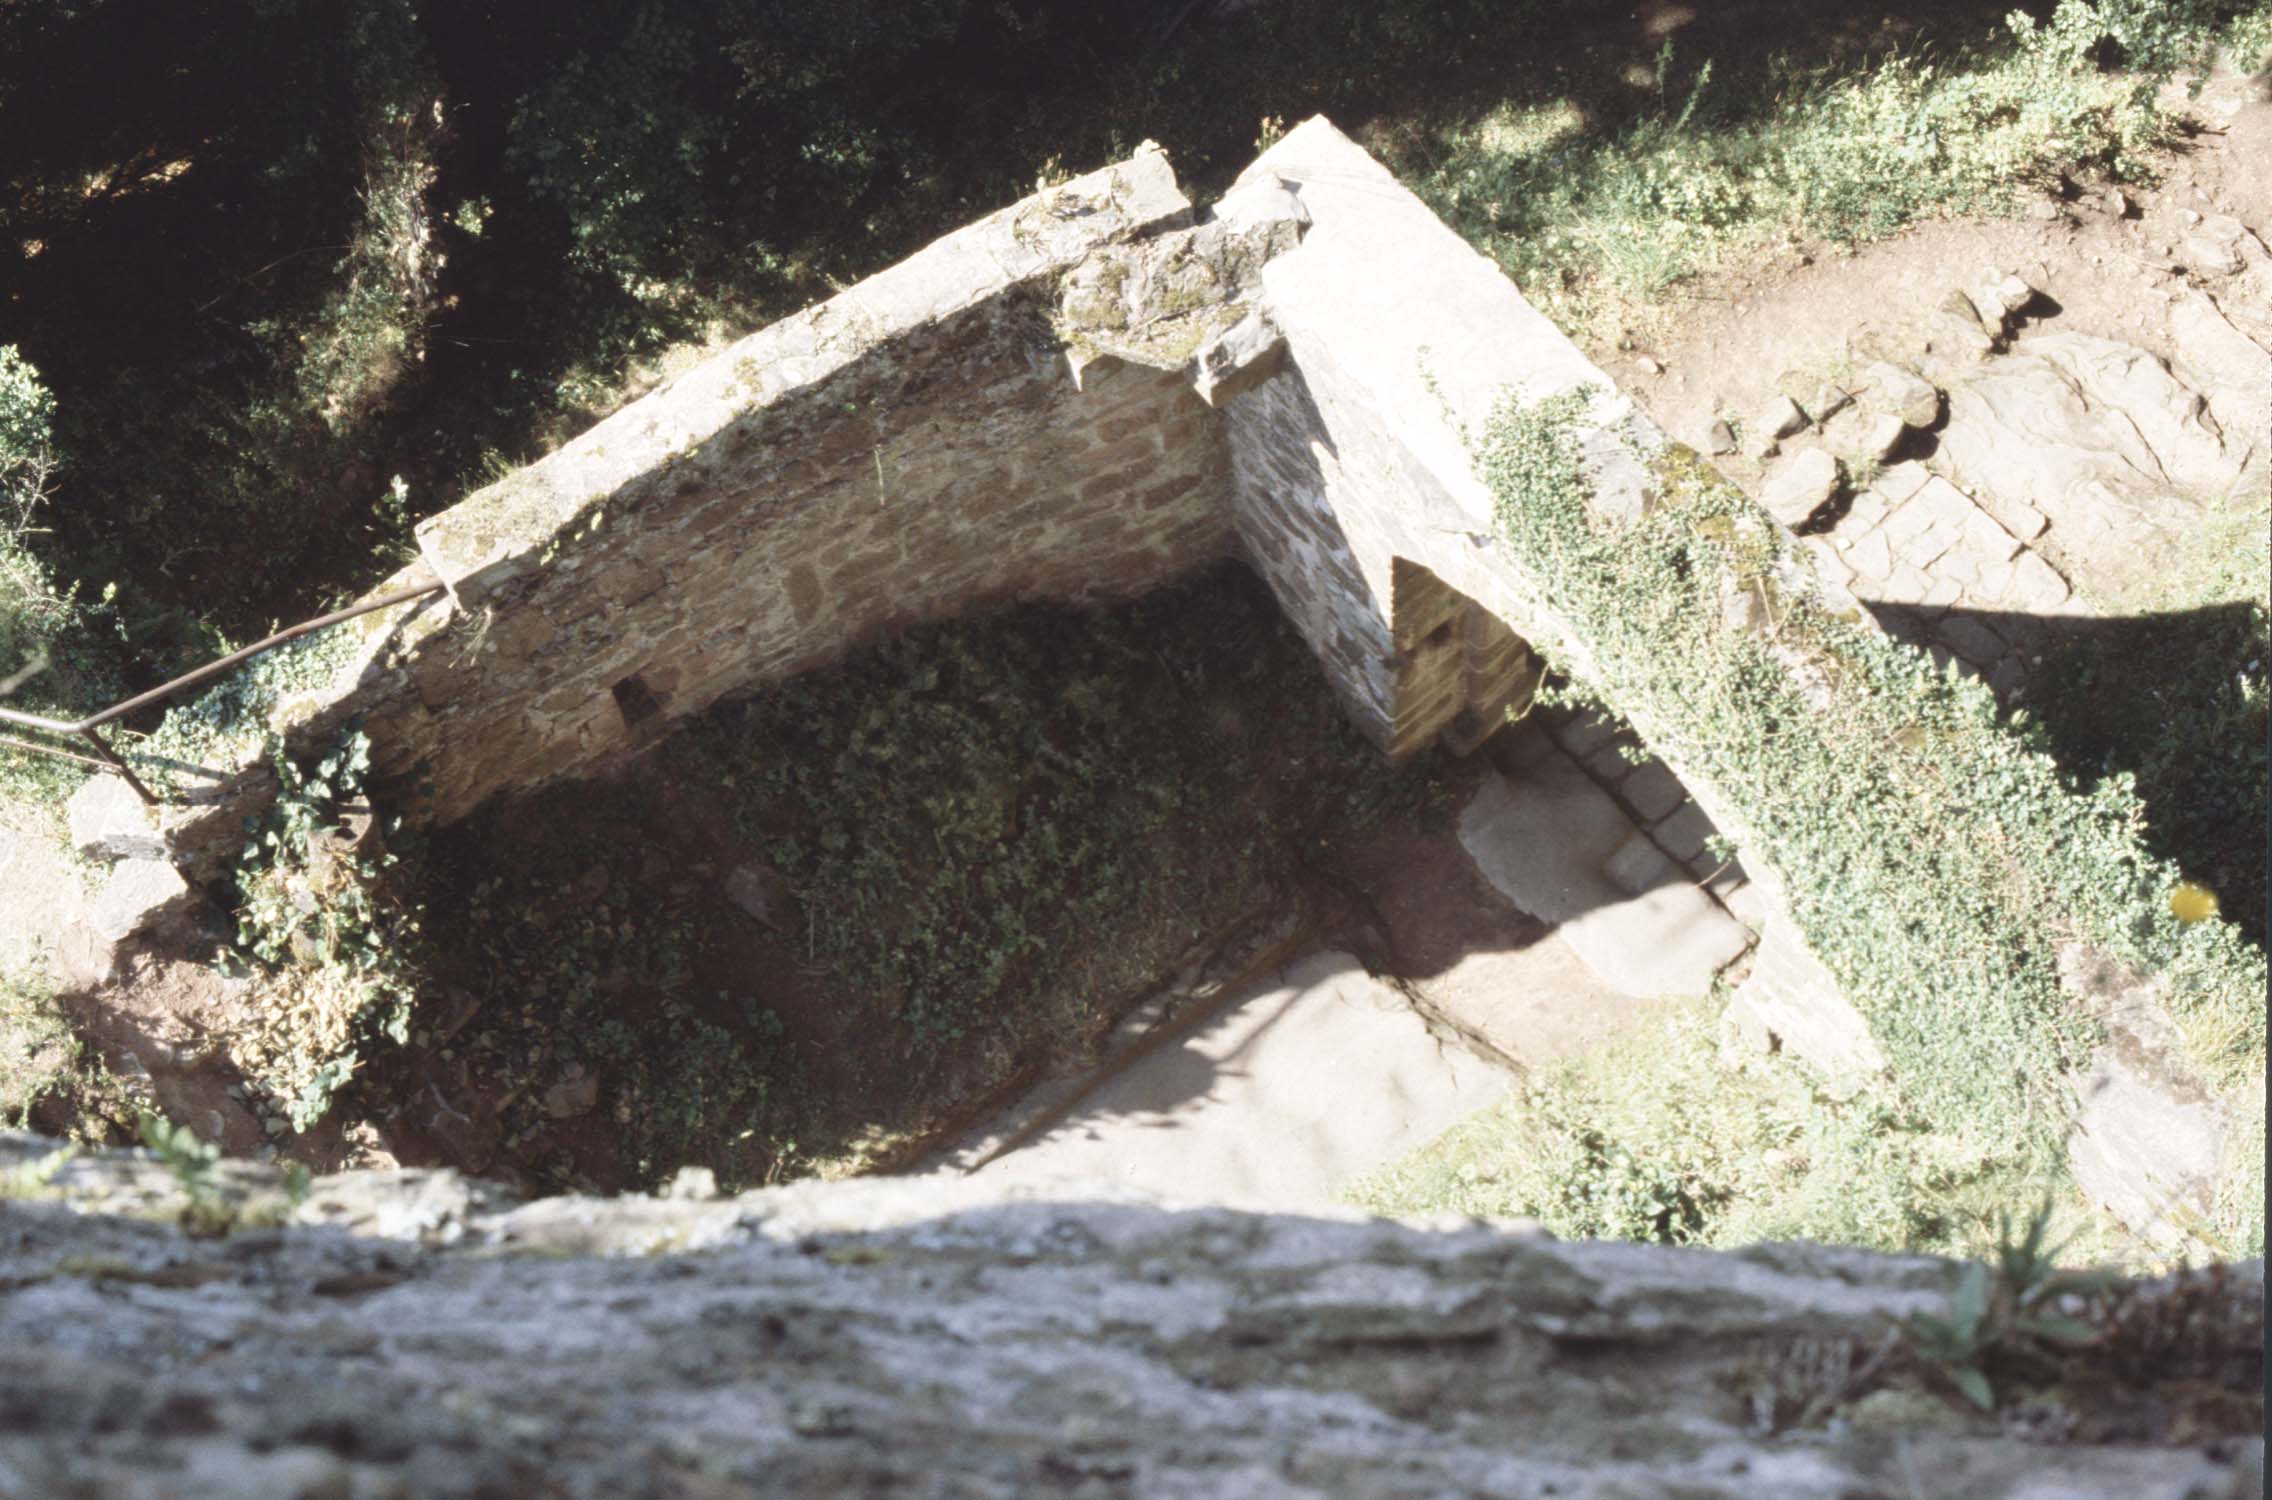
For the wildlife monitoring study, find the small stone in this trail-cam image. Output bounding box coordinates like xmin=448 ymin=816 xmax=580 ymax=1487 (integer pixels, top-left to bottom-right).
xmin=1819 ymin=408 xmax=1905 ymax=468
xmin=1758 ymin=448 xmax=1841 ymax=527
xmin=2180 ymin=208 xmax=2202 ymax=226
xmin=660 ymin=1165 xmax=720 ymax=1202
xmin=1602 ymin=830 xmax=1680 ymax=896
xmin=1191 ymin=307 xmax=1288 ymax=407
xmin=1619 ymin=762 xmax=1688 ymax=824
xmin=1855 ymin=413 xmax=1906 ymax=466
xmin=723 ymin=862 xmax=798 ymax=933
xmin=89 ymin=859 xmax=197 ymax=945
xmin=1654 ymin=803 xmax=1718 ymax=865
xmin=1923 ymin=310 xmax=1994 ymax=364
xmin=542 ymin=1069 xmax=601 ymax=1120
xmin=1750 ymin=396 xmax=1808 ymax=456
xmin=2183 ymin=230 xmax=2245 ymax=278
xmin=1721 ymin=580 xmax=1766 ymax=635
xmin=1634 ymin=354 xmax=1663 ymax=375
xmin=2025 ymin=197 xmax=2063 ymax=221
xmin=1872 ymin=459 xmax=1933 ymax=503
xmin=67 ymin=775 xmax=167 ymax=863
xmin=1703 ymin=419 xmax=1736 ymax=455
xmin=2101 ymin=187 xmax=2130 ymax=218
xmin=265 ymin=1116 xmax=288 ymax=1137
xmin=1844 ymin=529 xmax=1893 ymax=583
xmin=1992 ymin=274 xmax=2036 ymax=315
xmin=1964 ymin=286 xmax=2010 ymax=336
xmin=1858 ymin=363 xmax=1941 ymax=429
xmin=2008 ymin=550 xmax=2071 ymax=610
xmin=1807 ymin=383 xmax=1853 ymax=423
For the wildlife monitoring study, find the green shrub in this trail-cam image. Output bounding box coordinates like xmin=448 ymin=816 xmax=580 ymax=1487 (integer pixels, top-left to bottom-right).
xmin=0 ymin=345 xmax=119 ymax=804
xmin=223 ymin=731 xmax=421 ymax=1134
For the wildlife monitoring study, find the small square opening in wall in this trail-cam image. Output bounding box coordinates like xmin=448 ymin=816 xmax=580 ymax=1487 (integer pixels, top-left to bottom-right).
xmin=611 ymin=673 xmax=663 ymax=728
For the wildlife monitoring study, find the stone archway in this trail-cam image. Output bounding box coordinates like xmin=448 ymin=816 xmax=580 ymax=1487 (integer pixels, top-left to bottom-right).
xmin=1386 ymin=557 xmax=1539 ymax=759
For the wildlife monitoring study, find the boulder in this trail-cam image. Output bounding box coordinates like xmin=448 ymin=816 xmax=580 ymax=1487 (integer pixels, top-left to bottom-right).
xmin=66 ymin=774 xmax=166 ymax=863
xmin=0 ymin=1129 xmax=2259 ymax=1500
xmin=1858 ymin=362 xmax=1942 ymax=429
xmin=1819 ymin=408 xmax=1905 ymax=468
xmin=2053 ymin=943 xmax=2248 ymax=1255
xmin=1752 ymin=394 xmax=1809 ymax=445
xmin=1758 ymin=447 xmax=1841 ymax=526
xmin=2184 ymin=219 xmax=2247 ymax=278
xmin=87 ymin=858 xmax=200 ymax=945
xmin=1936 ymin=333 xmax=2246 ymax=593
xmin=1191 ymin=306 xmax=1289 ymax=407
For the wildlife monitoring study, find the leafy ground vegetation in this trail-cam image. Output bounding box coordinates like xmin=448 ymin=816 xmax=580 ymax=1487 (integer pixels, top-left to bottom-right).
xmin=347 ymin=565 xmax=1439 ymax=1192
xmin=1418 ymin=0 xmax=2272 ymax=341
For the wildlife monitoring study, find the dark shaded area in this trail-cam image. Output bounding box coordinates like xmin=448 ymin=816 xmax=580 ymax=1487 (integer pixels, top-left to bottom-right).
xmin=3 ymin=0 xmax=2058 ymax=663
xmin=1869 ymin=597 xmax=2269 ymax=950
xmin=359 ymin=561 xmax=1448 ymax=1194
xmin=2012 ymin=600 xmax=2269 ymax=949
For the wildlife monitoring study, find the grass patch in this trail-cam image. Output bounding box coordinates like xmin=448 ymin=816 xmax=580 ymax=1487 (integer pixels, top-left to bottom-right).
xmin=1347 ymin=997 xmax=2128 ymax=1263
xmin=2028 ymin=500 xmax=2270 ymax=952
xmin=0 ymin=963 xmax=144 ymax=1143
xmin=1415 ymin=1 xmax=2258 ymax=339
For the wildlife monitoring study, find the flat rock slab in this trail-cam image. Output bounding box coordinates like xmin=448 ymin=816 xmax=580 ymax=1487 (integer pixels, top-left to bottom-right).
xmin=1937 ymin=331 xmax=2245 ymax=600
xmin=0 ymin=811 xmax=114 ymax=990
xmin=960 ymin=950 xmax=1509 ymax=1210
xmin=67 ymin=774 xmax=166 ymax=863
xmin=1456 ymin=761 xmax=1752 ymax=999
xmin=1758 ymin=447 xmax=1841 ymax=526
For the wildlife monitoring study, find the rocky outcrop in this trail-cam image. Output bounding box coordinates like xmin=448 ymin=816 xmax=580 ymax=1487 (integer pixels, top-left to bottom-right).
xmin=0 ymin=1133 xmax=2259 ymax=1499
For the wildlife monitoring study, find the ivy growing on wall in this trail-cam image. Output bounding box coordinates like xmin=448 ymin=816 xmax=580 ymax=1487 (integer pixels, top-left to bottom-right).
xmin=1474 ymin=389 xmax=2265 ymax=1244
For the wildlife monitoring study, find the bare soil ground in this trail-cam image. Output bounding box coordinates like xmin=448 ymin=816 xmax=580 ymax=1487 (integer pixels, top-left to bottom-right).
xmin=1596 ymin=64 xmax=2272 ymax=451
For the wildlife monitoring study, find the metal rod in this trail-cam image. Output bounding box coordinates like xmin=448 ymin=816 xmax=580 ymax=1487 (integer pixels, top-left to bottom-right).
xmin=0 ymin=577 xmax=446 ymax=803
xmin=81 ymin=726 xmax=159 ymax=805
xmin=0 ymin=580 xmax=442 ymax=736
xmin=78 ymin=580 xmax=446 ymax=731
xmin=0 ymin=732 xmax=116 ymax=772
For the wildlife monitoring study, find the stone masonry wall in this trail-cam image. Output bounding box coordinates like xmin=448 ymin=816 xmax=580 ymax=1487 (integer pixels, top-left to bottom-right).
xmin=378 ymin=149 xmax=1235 ymax=825
xmin=151 ymin=147 xmax=1242 ymax=855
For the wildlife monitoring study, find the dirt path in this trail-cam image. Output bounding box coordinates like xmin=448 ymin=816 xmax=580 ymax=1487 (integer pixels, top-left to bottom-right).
xmin=1600 ymin=64 xmax=2271 ymax=465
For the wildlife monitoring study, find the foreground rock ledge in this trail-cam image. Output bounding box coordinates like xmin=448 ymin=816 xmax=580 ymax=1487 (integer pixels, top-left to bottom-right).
xmin=0 ymin=1135 xmax=2257 ymax=1500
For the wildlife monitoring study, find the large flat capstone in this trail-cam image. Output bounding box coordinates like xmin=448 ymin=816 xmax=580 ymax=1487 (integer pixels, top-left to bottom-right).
xmin=1456 ymin=760 xmax=1752 ymax=1000
xmin=957 ymin=949 xmax=1508 ymax=1209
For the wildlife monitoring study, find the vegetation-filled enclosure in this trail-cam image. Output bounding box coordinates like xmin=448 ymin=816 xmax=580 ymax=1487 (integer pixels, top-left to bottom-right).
xmin=3 ymin=1 xmax=2266 ymax=1259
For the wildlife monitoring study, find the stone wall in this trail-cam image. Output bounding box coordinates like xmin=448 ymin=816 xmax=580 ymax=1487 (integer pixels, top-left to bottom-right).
xmin=96 ymin=118 xmax=2245 ymax=1256
xmin=386 ymin=148 xmax=1244 ymax=825
xmin=1 ymin=1132 xmax=2259 ymax=1499
xmin=1219 ymin=121 xmax=1657 ymax=764
xmin=149 ymin=147 xmax=1248 ymax=851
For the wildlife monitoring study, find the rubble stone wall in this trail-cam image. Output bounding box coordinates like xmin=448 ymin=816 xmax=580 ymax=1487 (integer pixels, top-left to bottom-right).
xmin=0 ymin=1133 xmax=2257 ymax=1500
xmin=150 ymin=149 xmax=1237 ymax=847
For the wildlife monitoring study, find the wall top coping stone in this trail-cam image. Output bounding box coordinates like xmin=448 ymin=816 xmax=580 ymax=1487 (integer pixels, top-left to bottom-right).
xmin=1236 ymin=117 xmax=1659 ymax=532
xmin=414 ymin=147 xmax=1192 ymax=610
